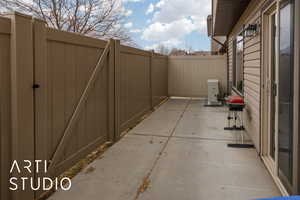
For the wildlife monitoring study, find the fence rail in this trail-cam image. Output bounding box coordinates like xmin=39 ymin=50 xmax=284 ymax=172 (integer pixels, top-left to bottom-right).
xmin=0 ymin=13 xmax=168 ymax=200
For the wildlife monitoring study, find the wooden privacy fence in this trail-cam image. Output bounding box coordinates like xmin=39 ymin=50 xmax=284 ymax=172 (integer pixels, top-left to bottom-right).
xmin=168 ymin=55 xmax=227 ymax=97
xmin=0 ymin=13 xmax=168 ymax=200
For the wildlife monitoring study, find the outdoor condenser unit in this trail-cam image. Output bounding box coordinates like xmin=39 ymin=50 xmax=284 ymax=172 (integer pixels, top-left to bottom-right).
xmin=207 ymin=79 xmax=221 ymax=106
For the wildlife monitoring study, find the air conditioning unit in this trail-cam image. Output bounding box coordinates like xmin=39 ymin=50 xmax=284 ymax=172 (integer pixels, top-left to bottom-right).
xmin=207 ymin=79 xmax=221 ymax=105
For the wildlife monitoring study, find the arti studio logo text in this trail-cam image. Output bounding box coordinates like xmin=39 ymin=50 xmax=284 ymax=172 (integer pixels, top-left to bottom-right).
xmin=9 ymin=160 xmax=71 ymax=191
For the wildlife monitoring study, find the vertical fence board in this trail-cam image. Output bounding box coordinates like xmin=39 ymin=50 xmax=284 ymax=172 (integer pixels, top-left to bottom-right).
xmin=63 ymin=43 xmax=79 ymax=160
xmin=108 ymin=39 xmax=115 ymax=142
xmin=114 ymin=40 xmax=121 ymax=140
xmin=33 ymin=19 xmax=48 ymax=198
xmin=119 ymin=46 xmax=151 ymax=132
xmin=152 ymin=55 xmax=168 ymax=106
xmin=10 ymin=12 xmax=35 ymax=200
xmin=149 ymin=51 xmax=154 ymax=109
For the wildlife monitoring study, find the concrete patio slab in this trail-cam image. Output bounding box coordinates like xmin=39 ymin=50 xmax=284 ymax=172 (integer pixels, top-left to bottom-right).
xmin=128 ymin=117 xmax=179 ymax=136
xmin=129 ymin=99 xmax=186 ymax=136
xmin=138 ymin=137 xmax=280 ymax=200
xmin=49 ymin=135 xmax=167 ymax=200
xmin=186 ymin=99 xmax=228 ymax=112
xmin=174 ymin=108 xmax=250 ymax=141
xmin=156 ymin=98 xmax=189 ymax=111
xmin=49 ymin=98 xmax=280 ymax=200
xmin=145 ymin=109 xmax=182 ymax=121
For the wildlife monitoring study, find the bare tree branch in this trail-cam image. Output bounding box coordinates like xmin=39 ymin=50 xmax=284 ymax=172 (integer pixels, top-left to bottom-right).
xmin=0 ymin=0 xmax=132 ymax=43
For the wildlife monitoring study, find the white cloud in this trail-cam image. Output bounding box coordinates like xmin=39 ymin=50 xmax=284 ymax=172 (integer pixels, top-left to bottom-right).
xmin=142 ymin=18 xmax=196 ymax=42
xmin=142 ymin=0 xmax=211 ymax=49
xmin=162 ymin=38 xmax=182 ymax=46
xmin=123 ymin=9 xmax=133 ymax=16
xmin=144 ymin=39 xmax=181 ymax=52
xmin=146 ymin=3 xmax=154 ymax=15
xmin=144 ymin=44 xmax=158 ymax=51
xmin=124 ymin=22 xmax=133 ymax=28
xmin=155 ymin=0 xmax=165 ymax=8
xmin=130 ymin=29 xmax=142 ymax=33
xmin=153 ymin=0 xmax=210 ymax=23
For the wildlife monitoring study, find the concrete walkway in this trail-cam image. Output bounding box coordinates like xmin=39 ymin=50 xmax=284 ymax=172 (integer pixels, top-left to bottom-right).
xmin=50 ymin=98 xmax=280 ymax=200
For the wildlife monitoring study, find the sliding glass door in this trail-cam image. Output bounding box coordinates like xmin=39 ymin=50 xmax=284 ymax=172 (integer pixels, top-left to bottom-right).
xmin=278 ymin=0 xmax=294 ymax=189
xmin=269 ymin=11 xmax=278 ymax=161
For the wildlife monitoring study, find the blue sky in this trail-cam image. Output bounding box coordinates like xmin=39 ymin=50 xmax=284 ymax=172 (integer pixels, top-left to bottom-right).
xmin=121 ymin=0 xmax=211 ymax=51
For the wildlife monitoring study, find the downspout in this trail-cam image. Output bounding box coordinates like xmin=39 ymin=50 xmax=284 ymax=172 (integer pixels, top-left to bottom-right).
xmin=226 ymin=36 xmax=229 ymax=95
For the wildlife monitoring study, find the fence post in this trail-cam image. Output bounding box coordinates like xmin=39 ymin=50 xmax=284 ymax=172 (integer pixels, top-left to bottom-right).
xmin=9 ymin=12 xmax=35 ymax=200
xmin=150 ymin=50 xmax=154 ymax=110
xmin=108 ymin=39 xmax=115 ymax=142
xmin=114 ymin=40 xmax=121 ymax=141
xmin=0 ymin=16 xmax=12 ymax=200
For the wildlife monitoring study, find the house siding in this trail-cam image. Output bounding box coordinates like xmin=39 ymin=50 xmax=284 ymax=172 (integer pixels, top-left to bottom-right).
xmin=227 ymin=0 xmax=265 ymax=151
xmin=224 ymin=0 xmax=300 ymax=194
